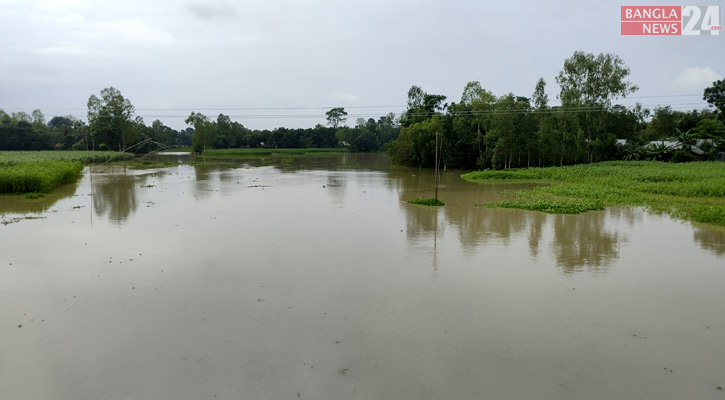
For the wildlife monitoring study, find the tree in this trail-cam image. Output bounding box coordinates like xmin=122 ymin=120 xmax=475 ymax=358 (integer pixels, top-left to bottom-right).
xmin=325 ymin=107 xmax=347 ymax=129
xmin=556 ymin=51 xmax=638 ymax=162
xmin=400 ymin=85 xmax=447 ymax=127
xmin=388 ymin=116 xmax=444 ymax=168
xmin=647 ymin=106 xmax=678 ymax=140
xmin=486 ymin=94 xmax=534 ymax=169
xmin=450 ymin=82 xmax=496 ymax=168
xmin=185 ymin=112 xmax=216 ymax=154
xmin=87 ymin=87 xmax=136 ymax=151
xmin=532 ymin=78 xmax=549 ymax=110
xmin=703 ymin=79 xmax=725 ymax=122
xmin=694 ymin=118 xmax=725 ymax=140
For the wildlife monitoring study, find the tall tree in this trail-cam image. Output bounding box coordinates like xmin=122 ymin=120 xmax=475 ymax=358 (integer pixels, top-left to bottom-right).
xmin=703 ymin=79 xmax=725 ymax=122
xmin=87 ymin=87 xmax=136 ymax=151
xmin=325 ymin=107 xmax=348 ymax=129
xmin=401 ymin=85 xmax=447 ymax=127
xmin=555 ymin=51 xmax=638 ymax=162
xmin=185 ymin=112 xmax=216 ymax=154
xmin=531 ymin=78 xmax=549 ymax=167
xmin=450 ymin=81 xmax=495 ymax=168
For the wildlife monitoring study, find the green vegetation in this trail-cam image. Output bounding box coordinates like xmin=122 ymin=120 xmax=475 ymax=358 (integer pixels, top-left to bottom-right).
xmin=0 ymin=151 xmax=132 ymax=194
xmin=387 ymin=52 xmax=725 ymax=170
xmin=5 ymin=62 xmax=723 ymax=164
xmin=0 ymin=160 xmax=83 ymax=194
xmin=464 ymin=170 xmax=540 ymax=180
xmin=410 ymin=197 xmax=445 ymax=206
xmin=0 ymin=150 xmax=133 ymax=165
xmin=463 ymin=161 xmax=725 ymax=227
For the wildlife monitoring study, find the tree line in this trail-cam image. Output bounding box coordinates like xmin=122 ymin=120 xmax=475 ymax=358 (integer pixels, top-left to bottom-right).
xmin=2 ymin=50 xmax=723 ymax=167
xmin=388 ymin=51 xmax=725 ymax=169
xmin=0 ymin=88 xmax=400 ymax=154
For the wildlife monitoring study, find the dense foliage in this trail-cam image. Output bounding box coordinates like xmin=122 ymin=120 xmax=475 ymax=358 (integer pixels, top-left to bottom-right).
xmin=0 ymin=106 xmax=399 ymax=154
xmin=463 ymin=161 xmax=725 ymax=227
xmin=387 ymin=51 xmax=725 ymax=169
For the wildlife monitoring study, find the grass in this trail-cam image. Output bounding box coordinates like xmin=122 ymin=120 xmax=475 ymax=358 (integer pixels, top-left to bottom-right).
xmin=0 ymin=151 xmax=132 ymax=194
xmin=0 ymin=161 xmax=84 ymax=194
xmin=410 ymin=197 xmax=446 ymax=206
xmin=0 ymin=150 xmax=133 ymax=166
xmin=462 ymin=161 xmax=725 ymax=227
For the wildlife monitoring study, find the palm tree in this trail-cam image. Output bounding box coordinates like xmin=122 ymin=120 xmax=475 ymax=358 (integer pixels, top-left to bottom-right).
xmin=676 ymin=128 xmax=695 ymax=152
xmin=644 ymin=142 xmax=674 ymax=161
xmin=622 ymin=140 xmax=643 ymax=161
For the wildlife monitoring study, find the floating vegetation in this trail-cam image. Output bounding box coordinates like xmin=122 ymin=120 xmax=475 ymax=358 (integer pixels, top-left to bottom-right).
xmin=463 ymin=161 xmax=725 ymax=227
xmin=410 ymin=197 xmax=445 ymax=206
xmin=24 ymin=192 xmax=46 ymax=199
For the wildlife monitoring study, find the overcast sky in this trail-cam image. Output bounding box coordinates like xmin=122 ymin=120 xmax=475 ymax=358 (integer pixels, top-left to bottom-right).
xmin=1 ymin=0 xmax=722 ymax=130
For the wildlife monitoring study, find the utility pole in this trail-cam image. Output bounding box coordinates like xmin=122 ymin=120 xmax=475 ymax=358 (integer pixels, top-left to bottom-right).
xmin=434 ymin=130 xmax=439 ymax=202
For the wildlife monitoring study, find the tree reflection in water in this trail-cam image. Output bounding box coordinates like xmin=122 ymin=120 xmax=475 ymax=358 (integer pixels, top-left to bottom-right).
xmin=402 ymin=190 xmax=627 ymax=273
xmin=550 ymin=211 xmax=621 ymax=273
xmin=693 ymin=226 xmax=725 ymax=257
xmin=92 ymin=174 xmax=140 ymax=224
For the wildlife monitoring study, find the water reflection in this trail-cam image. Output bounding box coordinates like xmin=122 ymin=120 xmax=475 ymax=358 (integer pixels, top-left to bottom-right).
xmin=0 ymin=179 xmax=79 ymax=219
xmin=395 ymin=167 xmax=628 ymax=273
xmin=550 ymin=211 xmax=622 ymax=273
xmin=92 ymin=173 xmax=142 ymax=224
xmin=192 ymin=164 xmax=215 ymax=200
xmin=2 ymin=153 xmax=722 ymax=272
xmin=693 ymin=225 xmax=725 ymax=257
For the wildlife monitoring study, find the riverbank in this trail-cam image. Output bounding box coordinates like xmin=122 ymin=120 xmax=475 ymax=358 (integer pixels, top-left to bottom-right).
xmin=0 ymin=151 xmax=132 ymax=195
xmin=462 ymin=161 xmax=725 ymax=227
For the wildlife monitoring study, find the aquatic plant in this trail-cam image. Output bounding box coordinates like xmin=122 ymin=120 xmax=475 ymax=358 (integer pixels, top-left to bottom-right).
xmin=410 ymin=197 xmax=445 ymax=206
xmin=463 ymin=161 xmax=725 ymax=227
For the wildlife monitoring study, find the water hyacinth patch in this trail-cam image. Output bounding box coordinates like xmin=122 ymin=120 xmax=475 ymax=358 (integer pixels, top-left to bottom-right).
xmin=462 ymin=161 xmax=725 ymax=227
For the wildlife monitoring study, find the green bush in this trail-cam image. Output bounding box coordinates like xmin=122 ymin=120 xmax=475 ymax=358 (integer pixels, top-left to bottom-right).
xmin=410 ymin=198 xmax=445 ymax=206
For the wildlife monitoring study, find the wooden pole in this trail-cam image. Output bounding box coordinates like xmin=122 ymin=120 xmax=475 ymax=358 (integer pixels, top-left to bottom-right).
xmin=434 ymin=130 xmax=439 ymax=202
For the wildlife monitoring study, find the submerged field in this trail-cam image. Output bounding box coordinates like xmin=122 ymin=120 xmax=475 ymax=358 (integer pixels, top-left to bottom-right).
xmin=0 ymin=151 xmax=132 ymax=194
xmin=462 ymin=161 xmax=725 ymax=227
xmin=2 ymin=153 xmax=724 ymax=399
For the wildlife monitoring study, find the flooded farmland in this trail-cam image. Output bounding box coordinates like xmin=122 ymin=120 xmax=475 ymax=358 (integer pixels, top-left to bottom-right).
xmin=1 ymin=153 xmax=724 ymax=400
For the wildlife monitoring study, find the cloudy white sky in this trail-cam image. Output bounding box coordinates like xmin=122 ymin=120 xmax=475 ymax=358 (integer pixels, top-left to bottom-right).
xmin=0 ymin=0 xmax=722 ymax=130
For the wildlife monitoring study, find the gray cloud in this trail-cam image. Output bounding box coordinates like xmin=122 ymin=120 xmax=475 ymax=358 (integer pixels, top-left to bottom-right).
xmin=185 ymin=1 xmax=238 ymax=21
xmin=1 ymin=0 xmax=723 ymax=130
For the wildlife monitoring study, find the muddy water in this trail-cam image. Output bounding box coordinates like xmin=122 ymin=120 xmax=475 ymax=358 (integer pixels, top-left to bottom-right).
xmin=1 ymin=153 xmax=724 ymax=400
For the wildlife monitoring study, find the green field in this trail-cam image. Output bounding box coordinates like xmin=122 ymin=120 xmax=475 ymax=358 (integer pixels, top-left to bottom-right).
xmin=462 ymin=161 xmax=725 ymax=227
xmin=0 ymin=151 xmax=133 ymax=166
xmin=0 ymin=151 xmax=133 ymax=194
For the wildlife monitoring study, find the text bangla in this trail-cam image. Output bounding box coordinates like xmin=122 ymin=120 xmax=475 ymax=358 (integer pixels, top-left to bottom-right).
xmin=625 ymin=8 xmax=680 ymax=20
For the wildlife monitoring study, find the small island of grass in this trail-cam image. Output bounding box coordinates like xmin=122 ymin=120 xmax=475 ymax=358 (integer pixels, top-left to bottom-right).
xmin=409 ymin=197 xmax=445 ymax=206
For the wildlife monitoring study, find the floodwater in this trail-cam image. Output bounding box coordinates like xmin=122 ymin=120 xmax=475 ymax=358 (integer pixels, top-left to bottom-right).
xmin=1 ymin=153 xmax=724 ymax=400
